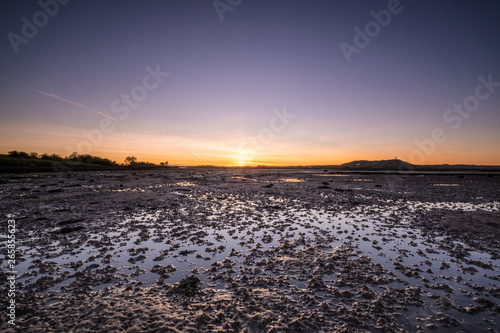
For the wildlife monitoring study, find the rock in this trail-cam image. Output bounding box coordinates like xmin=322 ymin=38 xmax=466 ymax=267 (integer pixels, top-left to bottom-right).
xmin=175 ymin=275 xmax=201 ymax=297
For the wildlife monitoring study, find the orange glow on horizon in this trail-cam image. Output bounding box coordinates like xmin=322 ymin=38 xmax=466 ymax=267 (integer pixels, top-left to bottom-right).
xmin=2 ymin=138 xmax=500 ymax=167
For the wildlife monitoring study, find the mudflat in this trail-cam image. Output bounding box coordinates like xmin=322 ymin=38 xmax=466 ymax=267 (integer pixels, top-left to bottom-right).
xmin=1 ymin=169 xmax=499 ymax=332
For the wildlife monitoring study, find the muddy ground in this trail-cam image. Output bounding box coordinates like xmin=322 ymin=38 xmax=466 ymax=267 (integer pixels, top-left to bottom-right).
xmin=1 ymin=169 xmax=499 ymax=332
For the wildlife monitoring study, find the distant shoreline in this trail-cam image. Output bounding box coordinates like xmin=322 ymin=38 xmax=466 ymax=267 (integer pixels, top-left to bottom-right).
xmin=1 ymin=154 xmax=499 ymax=174
xmin=1 ymin=164 xmax=499 ymax=175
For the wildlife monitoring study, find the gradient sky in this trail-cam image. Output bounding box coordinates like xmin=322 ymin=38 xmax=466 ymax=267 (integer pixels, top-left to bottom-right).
xmin=1 ymin=0 xmax=499 ymax=166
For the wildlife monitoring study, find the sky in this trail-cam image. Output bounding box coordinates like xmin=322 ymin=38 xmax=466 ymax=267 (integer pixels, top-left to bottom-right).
xmin=1 ymin=0 xmax=499 ymax=166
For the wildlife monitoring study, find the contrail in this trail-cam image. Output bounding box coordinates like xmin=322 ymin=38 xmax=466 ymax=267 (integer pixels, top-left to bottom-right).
xmin=1 ymin=76 xmax=203 ymax=159
xmin=0 ymin=76 xmax=120 ymax=122
xmin=180 ymin=146 xmax=202 ymax=159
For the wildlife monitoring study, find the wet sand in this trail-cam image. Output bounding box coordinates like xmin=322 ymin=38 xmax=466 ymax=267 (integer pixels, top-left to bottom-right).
xmin=1 ymin=169 xmax=499 ymax=332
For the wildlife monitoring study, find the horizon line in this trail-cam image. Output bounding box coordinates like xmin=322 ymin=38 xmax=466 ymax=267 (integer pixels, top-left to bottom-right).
xmin=1 ymin=151 xmax=499 ymax=168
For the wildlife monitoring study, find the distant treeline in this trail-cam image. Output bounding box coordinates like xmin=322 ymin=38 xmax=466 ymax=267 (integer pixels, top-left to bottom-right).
xmin=2 ymin=151 xmax=168 ymax=170
xmin=5 ymin=151 xmax=118 ymax=166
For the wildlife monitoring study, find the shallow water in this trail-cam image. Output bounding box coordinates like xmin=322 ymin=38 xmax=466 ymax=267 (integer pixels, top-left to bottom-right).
xmin=12 ymin=194 xmax=498 ymax=305
xmin=2 ymin=170 xmax=499 ymax=332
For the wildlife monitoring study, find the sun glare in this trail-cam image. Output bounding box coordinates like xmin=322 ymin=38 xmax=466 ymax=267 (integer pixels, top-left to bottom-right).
xmin=237 ymin=154 xmax=249 ymax=165
xmin=234 ymin=150 xmax=253 ymax=166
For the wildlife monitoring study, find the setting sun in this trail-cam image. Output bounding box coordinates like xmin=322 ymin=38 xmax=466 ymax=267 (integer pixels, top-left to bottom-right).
xmin=234 ymin=150 xmax=253 ymax=166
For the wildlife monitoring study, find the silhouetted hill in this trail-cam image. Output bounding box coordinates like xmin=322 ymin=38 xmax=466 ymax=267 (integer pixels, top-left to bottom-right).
xmin=341 ymin=159 xmax=413 ymax=170
xmin=338 ymin=159 xmax=500 ymax=172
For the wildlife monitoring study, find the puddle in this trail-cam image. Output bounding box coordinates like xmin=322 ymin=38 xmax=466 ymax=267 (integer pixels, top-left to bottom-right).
xmin=281 ymin=178 xmax=305 ymax=183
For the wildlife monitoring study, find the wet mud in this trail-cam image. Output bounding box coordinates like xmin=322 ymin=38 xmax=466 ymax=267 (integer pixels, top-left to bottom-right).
xmin=1 ymin=169 xmax=499 ymax=332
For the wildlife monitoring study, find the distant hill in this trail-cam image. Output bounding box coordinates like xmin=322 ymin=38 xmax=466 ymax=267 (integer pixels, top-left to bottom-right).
xmin=339 ymin=159 xmax=500 ymax=172
xmin=341 ymin=159 xmax=414 ymax=170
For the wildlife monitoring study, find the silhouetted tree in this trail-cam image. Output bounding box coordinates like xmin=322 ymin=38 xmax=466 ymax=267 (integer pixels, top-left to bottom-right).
xmin=49 ymin=154 xmax=64 ymax=161
xmin=79 ymin=154 xmax=93 ymax=164
xmin=68 ymin=152 xmax=79 ymax=160
xmin=8 ymin=151 xmax=19 ymax=158
xmin=124 ymin=156 xmax=137 ymax=165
